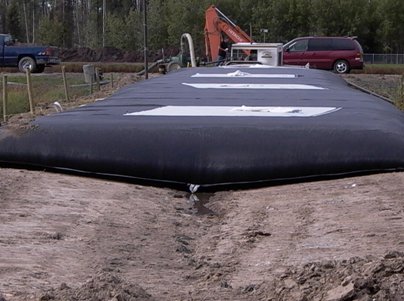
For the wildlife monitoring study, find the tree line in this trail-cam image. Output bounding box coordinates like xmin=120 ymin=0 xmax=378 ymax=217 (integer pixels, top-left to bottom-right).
xmin=0 ymin=0 xmax=403 ymax=59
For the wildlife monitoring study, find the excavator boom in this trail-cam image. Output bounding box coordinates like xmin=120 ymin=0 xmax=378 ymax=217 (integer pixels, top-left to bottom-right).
xmin=204 ymin=5 xmax=253 ymax=62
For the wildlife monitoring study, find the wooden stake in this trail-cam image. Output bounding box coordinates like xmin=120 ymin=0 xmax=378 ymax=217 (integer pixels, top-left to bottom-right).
xmin=26 ymin=69 xmax=34 ymax=115
xmin=95 ymin=68 xmax=101 ymax=91
xmin=2 ymin=75 xmax=7 ymax=122
xmin=62 ymin=65 xmax=70 ymax=102
xmin=89 ymin=72 xmax=93 ymax=95
xmin=111 ymin=73 xmax=114 ymax=88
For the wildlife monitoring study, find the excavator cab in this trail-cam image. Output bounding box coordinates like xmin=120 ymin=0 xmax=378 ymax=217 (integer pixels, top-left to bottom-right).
xmin=204 ymin=5 xmax=253 ymax=63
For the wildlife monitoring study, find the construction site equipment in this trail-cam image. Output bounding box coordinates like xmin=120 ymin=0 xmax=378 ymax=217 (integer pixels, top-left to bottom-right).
xmin=204 ymin=5 xmax=253 ymax=62
xmin=229 ymin=43 xmax=283 ymax=66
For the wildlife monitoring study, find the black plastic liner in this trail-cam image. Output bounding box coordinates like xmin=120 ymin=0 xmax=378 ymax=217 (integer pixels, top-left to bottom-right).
xmin=0 ymin=66 xmax=403 ymax=188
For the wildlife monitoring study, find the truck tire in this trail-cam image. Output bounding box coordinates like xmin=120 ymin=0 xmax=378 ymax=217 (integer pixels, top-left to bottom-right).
xmin=18 ymin=56 xmax=37 ymax=73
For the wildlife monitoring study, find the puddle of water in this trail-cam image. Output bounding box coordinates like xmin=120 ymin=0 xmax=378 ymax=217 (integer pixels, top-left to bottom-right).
xmin=187 ymin=192 xmax=215 ymax=216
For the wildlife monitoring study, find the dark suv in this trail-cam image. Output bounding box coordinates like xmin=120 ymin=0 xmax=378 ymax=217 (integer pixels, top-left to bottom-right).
xmin=283 ymin=36 xmax=364 ymax=74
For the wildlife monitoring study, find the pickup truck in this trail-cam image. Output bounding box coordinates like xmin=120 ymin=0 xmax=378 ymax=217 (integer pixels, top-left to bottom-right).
xmin=0 ymin=34 xmax=60 ymax=73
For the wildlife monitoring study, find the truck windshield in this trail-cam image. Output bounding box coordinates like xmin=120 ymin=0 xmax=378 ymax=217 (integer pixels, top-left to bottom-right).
xmin=4 ymin=35 xmax=13 ymax=46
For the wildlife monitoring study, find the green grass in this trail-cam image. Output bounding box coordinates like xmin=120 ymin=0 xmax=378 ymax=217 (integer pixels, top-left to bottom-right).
xmin=0 ymin=73 xmax=92 ymax=117
xmin=2 ymin=88 xmax=30 ymax=114
xmin=361 ymin=64 xmax=404 ymax=74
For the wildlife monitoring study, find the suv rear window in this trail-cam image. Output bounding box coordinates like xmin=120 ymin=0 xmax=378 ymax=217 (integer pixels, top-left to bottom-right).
xmin=332 ymin=39 xmax=356 ymax=50
xmin=307 ymin=38 xmax=357 ymax=51
xmin=308 ymin=38 xmax=333 ymax=51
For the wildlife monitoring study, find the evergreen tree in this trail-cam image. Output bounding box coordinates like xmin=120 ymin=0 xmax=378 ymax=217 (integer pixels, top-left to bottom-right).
xmin=380 ymin=0 xmax=404 ymax=53
xmin=0 ymin=0 xmax=403 ymax=56
xmin=6 ymin=0 xmax=23 ymax=40
xmin=0 ymin=1 xmax=6 ymax=33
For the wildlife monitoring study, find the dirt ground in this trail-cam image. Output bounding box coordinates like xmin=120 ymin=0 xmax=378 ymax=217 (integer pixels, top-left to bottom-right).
xmin=0 ymin=73 xmax=403 ymax=301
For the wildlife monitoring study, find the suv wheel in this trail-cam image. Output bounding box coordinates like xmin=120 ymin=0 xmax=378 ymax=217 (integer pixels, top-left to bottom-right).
xmin=333 ymin=60 xmax=350 ymax=74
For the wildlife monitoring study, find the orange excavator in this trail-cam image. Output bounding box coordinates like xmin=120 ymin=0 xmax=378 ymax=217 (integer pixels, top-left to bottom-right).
xmin=204 ymin=5 xmax=253 ymax=62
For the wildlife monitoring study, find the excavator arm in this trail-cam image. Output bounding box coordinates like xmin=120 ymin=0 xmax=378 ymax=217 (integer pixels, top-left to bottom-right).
xmin=204 ymin=5 xmax=253 ymax=62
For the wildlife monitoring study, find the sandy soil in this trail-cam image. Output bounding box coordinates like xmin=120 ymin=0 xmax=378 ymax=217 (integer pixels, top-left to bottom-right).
xmin=0 ymin=169 xmax=403 ymax=301
xmin=0 ymin=73 xmax=403 ymax=301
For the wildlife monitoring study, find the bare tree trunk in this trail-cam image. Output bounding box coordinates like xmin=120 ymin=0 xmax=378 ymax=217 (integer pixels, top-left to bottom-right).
xmin=23 ymin=0 xmax=30 ymax=43
xmin=32 ymin=3 xmax=35 ymax=43
xmin=102 ymin=0 xmax=106 ymax=47
xmin=75 ymin=0 xmax=81 ymax=46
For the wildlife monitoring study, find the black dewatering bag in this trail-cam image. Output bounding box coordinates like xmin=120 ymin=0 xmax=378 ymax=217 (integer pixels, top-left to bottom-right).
xmin=0 ymin=67 xmax=403 ymax=189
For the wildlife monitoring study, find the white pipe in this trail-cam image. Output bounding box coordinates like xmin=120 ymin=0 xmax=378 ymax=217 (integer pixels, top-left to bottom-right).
xmin=181 ymin=33 xmax=197 ymax=67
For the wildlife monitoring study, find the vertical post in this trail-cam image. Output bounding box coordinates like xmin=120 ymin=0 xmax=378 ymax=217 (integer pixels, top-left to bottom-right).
xmin=2 ymin=75 xmax=7 ymax=122
xmin=89 ymin=73 xmax=93 ymax=95
xmin=143 ymin=0 xmax=148 ymax=79
xmin=62 ymin=66 xmax=70 ymax=102
xmin=25 ymin=69 xmax=34 ymax=115
xmin=110 ymin=73 xmax=114 ymax=88
xmin=95 ymin=68 xmax=101 ymax=91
